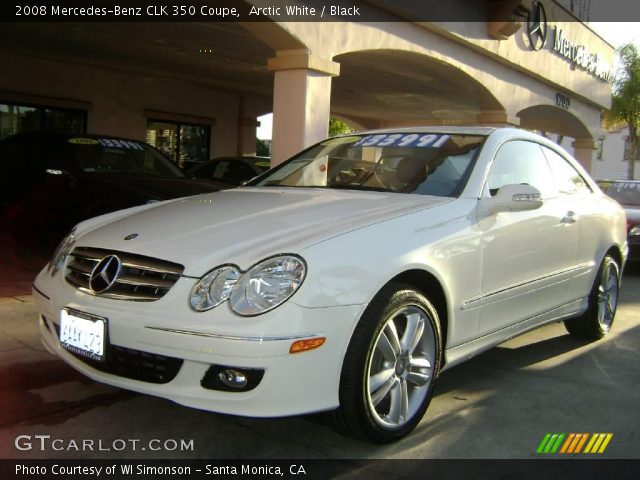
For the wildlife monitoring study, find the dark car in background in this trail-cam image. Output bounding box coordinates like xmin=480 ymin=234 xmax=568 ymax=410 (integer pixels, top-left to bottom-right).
xmin=606 ymin=180 xmax=640 ymax=262
xmin=0 ymin=131 xmax=221 ymax=248
xmin=188 ymin=156 xmax=270 ymax=187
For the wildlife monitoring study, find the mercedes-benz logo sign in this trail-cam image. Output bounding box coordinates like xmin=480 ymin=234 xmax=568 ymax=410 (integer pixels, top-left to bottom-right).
xmin=89 ymin=255 xmax=122 ymax=294
xmin=527 ymin=0 xmax=547 ymax=51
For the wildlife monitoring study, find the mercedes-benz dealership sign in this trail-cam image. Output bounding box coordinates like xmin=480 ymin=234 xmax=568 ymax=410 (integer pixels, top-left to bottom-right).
xmin=527 ymin=0 xmax=614 ymax=83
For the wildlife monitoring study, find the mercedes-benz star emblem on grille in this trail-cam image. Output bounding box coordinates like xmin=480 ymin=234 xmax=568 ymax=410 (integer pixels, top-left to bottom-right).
xmin=527 ymin=0 xmax=547 ymax=51
xmin=89 ymin=255 xmax=122 ymax=294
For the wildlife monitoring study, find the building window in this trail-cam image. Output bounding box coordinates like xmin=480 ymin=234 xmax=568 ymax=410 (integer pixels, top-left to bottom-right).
xmin=0 ymin=102 xmax=86 ymax=140
xmin=145 ymin=119 xmax=210 ymax=170
xmin=596 ymin=137 xmax=604 ymax=160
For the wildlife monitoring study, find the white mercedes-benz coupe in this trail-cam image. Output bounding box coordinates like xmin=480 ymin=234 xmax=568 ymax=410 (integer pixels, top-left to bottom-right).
xmin=34 ymin=127 xmax=627 ymax=442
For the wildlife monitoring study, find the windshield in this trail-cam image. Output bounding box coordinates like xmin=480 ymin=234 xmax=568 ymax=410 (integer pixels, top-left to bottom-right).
xmin=66 ymin=137 xmax=184 ymax=177
xmin=249 ymin=133 xmax=486 ymax=197
xmin=607 ymin=182 xmax=640 ymax=206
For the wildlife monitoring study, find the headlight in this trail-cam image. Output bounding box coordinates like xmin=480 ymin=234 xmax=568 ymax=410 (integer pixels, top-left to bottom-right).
xmin=630 ymin=225 xmax=640 ymax=236
xmin=190 ymin=266 xmax=240 ymax=311
xmin=48 ymin=228 xmax=76 ymax=276
xmin=229 ymin=255 xmax=306 ymax=316
xmin=190 ymin=255 xmax=306 ymax=315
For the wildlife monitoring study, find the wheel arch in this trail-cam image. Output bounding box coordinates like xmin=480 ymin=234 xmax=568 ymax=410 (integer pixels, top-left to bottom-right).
xmin=605 ymin=245 xmax=623 ymax=271
xmin=385 ymin=269 xmax=449 ymax=357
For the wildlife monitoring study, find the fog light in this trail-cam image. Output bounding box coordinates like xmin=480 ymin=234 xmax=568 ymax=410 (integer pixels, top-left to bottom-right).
xmin=218 ymin=369 xmax=247 ymax=389
xmin=200 ymin=365 xmax=264 ymax=392
xmin=290 ymin=337 xmax=326 ymax=354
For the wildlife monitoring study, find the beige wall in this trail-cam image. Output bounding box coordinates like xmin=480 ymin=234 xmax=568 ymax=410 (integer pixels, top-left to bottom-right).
xmin=0 ymin=51 xmax=256 ymax=158
xmin=429 ymin=15 xmax=614 ymax=110
xmin=271 ymin=18 xmax=609 ymax=138
xmin=1 ymin=11 xmax=612 ymax=169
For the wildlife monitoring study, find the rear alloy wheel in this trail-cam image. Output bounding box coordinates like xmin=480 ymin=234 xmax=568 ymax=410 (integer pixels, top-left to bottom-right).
xmin=565 ymin=254 xmax=620 ymax=339
xmin=330 ymin=283 xmax=442 ymax=443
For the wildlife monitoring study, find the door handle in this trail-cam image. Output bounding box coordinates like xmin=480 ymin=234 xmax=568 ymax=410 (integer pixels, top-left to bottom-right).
xmin=561 ymin=211 xmax=577 ymax=224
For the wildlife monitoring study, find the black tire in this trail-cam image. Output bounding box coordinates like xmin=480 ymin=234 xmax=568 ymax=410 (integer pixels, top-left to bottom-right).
xmin=564 ymin=254 xmax=620 ymax=340
xmin=328 ymin=282 xmax=442 ymax=443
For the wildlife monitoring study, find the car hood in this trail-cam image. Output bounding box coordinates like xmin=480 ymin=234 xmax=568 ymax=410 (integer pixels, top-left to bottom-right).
xmin=84 ymin=173 xmax=219 ymax=200
xmin=76 ymin=187 xmax=451 ymax=276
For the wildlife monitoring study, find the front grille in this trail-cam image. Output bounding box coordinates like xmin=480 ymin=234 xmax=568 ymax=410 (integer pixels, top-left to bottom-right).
xmin=78 ymin=345 xmax=183 ymax=384
xmin=65 ymin=247 xmax=184 ymax=301
xmin=49 ymin=319 xmax=183 ymax=384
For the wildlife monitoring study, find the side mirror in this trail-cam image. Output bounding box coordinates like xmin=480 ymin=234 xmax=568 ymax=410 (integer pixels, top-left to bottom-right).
xmin=485 ymin=184 xmax=543 ymax=214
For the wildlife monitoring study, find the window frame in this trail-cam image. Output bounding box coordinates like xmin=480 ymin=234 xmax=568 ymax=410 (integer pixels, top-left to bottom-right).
xmin=0 ymin=100 xmax=87 ymax=139
xmin=540 ymin=144 xmax=593 ymax=196
xmin=145 ymin=118 xmax=211 ymax=170
xmin=483 ymin=139 xmax=557 ymax=199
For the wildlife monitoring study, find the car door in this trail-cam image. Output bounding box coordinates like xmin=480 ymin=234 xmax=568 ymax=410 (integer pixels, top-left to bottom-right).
xmin=475 ymin=140 xmax=578 ymax=337
xmin=541 ymin=145 xmax=602 ymax=301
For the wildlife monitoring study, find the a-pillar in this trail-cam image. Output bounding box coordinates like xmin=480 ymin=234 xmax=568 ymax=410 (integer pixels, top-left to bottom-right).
xmin=572 ymin=138 xmax=596 ymax=173
xmin=267 ymin=50 xmax=340 ymax=166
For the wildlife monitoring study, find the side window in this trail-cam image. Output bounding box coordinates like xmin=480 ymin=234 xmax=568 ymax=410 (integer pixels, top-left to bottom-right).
xmin=212 ymin=160 xmax=230 ymax=180
xmin=542 ymin=146 xmax=592 ymax=195
xmin=225 ymin=161 xmax=257 ymax=184
xmin=193 ymin=161 xmax=218 ymax=179
xmin=487 ymin=141 xmax=555 ymax=197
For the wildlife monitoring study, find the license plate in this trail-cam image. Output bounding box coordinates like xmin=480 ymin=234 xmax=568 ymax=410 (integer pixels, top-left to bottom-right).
xmin=60 ymin=309 xmax=106 ymax=362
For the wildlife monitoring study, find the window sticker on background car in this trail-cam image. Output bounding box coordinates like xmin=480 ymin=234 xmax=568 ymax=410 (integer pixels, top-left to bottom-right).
xmin=97 ymin=138 xmax=144 ymax=150
xmin=614 ymin=182 xmax=640 ymax=190
xmin=352 ymin=133 xmax=450 ymax=148
xmin=67 ymin=138 xmax=99 ymax=145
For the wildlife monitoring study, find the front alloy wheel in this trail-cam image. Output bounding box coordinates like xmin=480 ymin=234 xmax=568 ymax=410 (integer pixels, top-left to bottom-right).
xmin=329 ymin=283 xmax=442 ymax=443
xmin=367 ymin=305 xmax=435 ymax=429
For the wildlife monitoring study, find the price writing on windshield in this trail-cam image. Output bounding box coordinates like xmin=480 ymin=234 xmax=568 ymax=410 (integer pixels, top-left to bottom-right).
xmin=353 ymin=133 xmax=450 ymax=148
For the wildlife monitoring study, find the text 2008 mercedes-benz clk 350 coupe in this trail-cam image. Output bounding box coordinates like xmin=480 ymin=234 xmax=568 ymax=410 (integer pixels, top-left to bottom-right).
xmin=34 ymin=127 xmax=627 ymax=442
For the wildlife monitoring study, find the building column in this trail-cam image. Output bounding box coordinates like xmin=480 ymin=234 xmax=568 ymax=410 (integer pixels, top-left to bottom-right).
xmin=475 ymin=110 xmax=520 ymax=127
xmin=267 ymin=50 xmax=340 ymax=166
xmin=572 ymin=138 xmax=596 ymax=173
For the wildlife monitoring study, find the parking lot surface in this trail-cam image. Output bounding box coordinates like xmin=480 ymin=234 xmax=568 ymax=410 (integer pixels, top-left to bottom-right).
xmin=0 ymin=269 xmax=638 ymax=460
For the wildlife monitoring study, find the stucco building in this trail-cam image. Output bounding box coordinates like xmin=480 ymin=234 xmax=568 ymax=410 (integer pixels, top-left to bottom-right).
xmin=0 ymin=0 xmax=615 ymax=172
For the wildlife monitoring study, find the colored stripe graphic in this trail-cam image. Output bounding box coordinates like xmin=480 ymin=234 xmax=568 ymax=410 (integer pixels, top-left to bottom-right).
xmin=538 ymin=433 xmax=613 ymax=454
xmin=537 ymin=433 xmax=565 ymax=454
xmin=537 ymin=434 xmax=552 ymax=453
xmin=560 ymin=433 xmax=589 ymax=453
xmin=575 ymin=434 xmax=589 ymax=453
xmin=559 ymin=434 xmax=575 ymax=454
xmin=584 ymin=433 xmax=614 ymax=454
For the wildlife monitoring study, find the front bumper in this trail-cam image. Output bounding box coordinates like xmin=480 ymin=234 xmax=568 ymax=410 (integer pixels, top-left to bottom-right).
xmin=34 ymin=268 xmax=365 ymax=417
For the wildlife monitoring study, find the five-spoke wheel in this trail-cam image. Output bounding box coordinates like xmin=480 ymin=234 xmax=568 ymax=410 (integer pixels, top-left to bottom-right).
xmin=367 ymin=306 xmax=435 ymax=429
xmin=329 ymin=283 xmax=441 ymax=443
